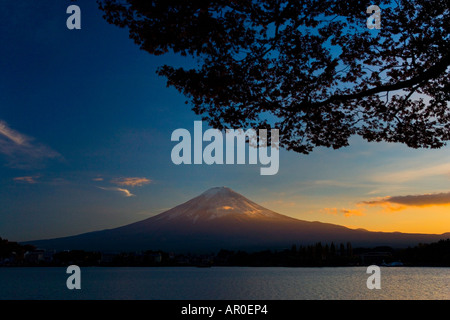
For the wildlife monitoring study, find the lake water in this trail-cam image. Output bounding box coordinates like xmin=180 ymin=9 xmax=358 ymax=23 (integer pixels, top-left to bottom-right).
xmin=0 ymin=267 xmax=448 ymax=300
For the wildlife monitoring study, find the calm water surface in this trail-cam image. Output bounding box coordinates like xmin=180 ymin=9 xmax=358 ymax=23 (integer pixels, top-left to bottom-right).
xmin=0 ymin=267 xmax=448 ymax=300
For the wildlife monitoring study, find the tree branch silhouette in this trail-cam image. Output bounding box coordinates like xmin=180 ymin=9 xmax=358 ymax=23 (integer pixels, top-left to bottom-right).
xmin=98 ymin=0 xmax=450 ymax=154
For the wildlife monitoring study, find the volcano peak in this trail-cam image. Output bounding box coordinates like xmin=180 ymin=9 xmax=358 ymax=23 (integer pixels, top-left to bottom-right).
xmin=201 ymin=186 xmax=234 ymax=196
xmin=156 ymin=186 xmax=284 ymax=222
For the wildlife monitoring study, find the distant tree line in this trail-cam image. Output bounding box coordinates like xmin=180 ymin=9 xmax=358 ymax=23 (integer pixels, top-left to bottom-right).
xmin=1 ymin=237 xmax=449 ymax=267
xmin=396 ymin=239 xmax=450 ymax=267
xmin=216 ymin=242 xmax=357 ymax=267
xmin=52 ymin=250 xmax=102 ymax=266
xmin=0 ymin=237 xmax=35 ymax=262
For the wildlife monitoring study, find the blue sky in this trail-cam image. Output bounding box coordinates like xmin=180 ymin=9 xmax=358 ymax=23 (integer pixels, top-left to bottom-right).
xmin=1 ymin=1 xmax=449 ymax=241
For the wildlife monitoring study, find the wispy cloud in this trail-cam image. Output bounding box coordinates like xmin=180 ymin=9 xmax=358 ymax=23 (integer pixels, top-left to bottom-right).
xmin=321 ymin=207 xmax=365 ymax=218
xmin=98 ymin=187 xmax=135 ymax=197
xmin=0 ymin=120 xmax=61 ymax=169
xmin=362 ymin=192 xmax=450 ymax=208
xmin=0 ymin=121 xmax=28 ymax=145
xmin=13 ymin=176 xmax=39 ymax=184
xmin=95 ymin=176 xmax=151 ymax=198
xmin=110 ymin=177 xmax=151 ymax=187
xmin=340 ymin=208 xmax=365 ymax=217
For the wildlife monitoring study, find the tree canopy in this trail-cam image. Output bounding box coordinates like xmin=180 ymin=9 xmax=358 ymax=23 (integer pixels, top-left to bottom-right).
xmin=98 ymin=0 xmax=450 ymax=154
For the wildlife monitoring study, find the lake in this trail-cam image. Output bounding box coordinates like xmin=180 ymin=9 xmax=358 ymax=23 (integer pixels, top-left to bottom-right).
xmin=0 ymin=267 xmax=448 ymax=300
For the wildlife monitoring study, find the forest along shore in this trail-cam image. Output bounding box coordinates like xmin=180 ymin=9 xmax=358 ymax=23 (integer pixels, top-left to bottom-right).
xmin=1 ymin=237 xmax=449 ymax=267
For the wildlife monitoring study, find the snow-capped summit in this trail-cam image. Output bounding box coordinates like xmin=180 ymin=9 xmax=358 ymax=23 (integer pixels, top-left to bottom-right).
xmin=155 ymin=187 xmax=287 ymax=223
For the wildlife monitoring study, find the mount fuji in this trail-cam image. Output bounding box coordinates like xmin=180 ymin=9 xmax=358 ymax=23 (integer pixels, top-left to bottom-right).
xmin=26 ymin=187 xmax=449 ymax=252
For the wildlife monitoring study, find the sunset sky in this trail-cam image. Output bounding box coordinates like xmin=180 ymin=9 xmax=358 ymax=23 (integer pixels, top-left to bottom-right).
xmin=1 ymin=1 xmax=449 ymax=242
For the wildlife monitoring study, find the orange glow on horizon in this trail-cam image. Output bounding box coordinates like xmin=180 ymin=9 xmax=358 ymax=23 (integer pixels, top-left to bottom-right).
xmin=282 ymin=204 xmax=450 ymax=235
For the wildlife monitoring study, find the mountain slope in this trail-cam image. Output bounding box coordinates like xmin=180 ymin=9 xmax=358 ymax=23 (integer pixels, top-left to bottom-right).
xmin=26 ymin=187 xmax=449 ymax=252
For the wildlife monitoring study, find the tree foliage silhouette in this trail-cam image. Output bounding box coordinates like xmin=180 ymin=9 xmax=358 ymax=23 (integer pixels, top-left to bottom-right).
xmin=98 ymin=0 xmax=449 ymax=154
